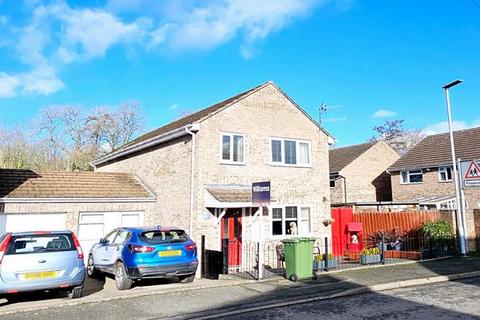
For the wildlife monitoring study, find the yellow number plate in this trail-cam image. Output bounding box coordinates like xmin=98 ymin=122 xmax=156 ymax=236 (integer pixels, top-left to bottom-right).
xmin=23 ymin=271 xmax=58 ymax=280
xmin=159 ymin=250 xmax=181 ymax=257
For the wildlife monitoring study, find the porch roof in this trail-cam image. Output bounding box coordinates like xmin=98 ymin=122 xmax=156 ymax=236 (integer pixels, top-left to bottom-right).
xmin=206 ymin=186 xmax=252 ymax=203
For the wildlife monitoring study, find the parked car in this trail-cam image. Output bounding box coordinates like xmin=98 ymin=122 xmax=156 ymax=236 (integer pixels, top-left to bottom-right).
xmin=0 ymin=231 xmax=85 ymax=301
xmin=87 ymin=226 xmax=198 ymax=290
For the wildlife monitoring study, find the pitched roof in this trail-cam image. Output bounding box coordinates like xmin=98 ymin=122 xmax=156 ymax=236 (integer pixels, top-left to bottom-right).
xmin=93 ymin=81 xmax=332 ymax=167
xmin=0 ymin=169 xmax=154 ymax=199
xmin=329 ymin=142 xmax=376 ymax=173
xmin=389 ymin=126 xmax=480 ymax=171
xmin=206 ymin=188 xmax=252 ymax=203
xmin=121 ymin=83 xmax=265 ymax=150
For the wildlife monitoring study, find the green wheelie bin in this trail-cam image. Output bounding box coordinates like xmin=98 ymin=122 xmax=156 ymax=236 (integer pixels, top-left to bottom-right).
xmin=281 ymin=237 xmax=316 ymax=282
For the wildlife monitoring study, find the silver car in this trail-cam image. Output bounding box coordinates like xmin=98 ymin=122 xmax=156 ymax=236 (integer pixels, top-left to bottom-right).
xmin=0 ymin=231 xmax=85 ymax=301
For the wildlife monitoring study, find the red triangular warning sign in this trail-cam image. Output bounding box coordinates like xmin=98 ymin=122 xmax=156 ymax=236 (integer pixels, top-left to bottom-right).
xmin=465 ymin=161 xmax=480 ymax=179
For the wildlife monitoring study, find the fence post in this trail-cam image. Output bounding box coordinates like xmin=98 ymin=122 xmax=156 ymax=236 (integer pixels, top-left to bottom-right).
xmin=222 ymin=238 xmax=229 ymax=275
xmin=324 ymin=237 xmax=329 ymax=271
xmin=381 ymin=233 xmax=385 ymax=265
xmin=201 ymin=235 xmax=206 ymax=278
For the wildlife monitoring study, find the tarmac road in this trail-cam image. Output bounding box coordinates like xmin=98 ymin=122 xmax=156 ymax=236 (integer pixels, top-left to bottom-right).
xmin=222 ymin=276 xmax=480 ymax=320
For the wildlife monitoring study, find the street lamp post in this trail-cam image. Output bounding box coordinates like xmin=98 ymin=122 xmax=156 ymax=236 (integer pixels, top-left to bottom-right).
xmin=442 ymin=79 xmax=466 ymax=256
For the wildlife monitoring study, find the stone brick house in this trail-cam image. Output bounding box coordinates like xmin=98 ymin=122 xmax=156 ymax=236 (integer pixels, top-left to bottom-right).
xmin=388 ymin=127 xmax=480 ymax=243
xmin=92 ymin=81 xmax=333 ymax=272
xmin=329 ymin=141 xmax=400 ymax=204
xmin=0 ymin=169 xmax=156 ymax=256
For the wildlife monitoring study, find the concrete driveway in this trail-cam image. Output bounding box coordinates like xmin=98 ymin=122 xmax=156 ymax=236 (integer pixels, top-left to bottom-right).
xmin=0 ymin=275 xmax=242 ymax=316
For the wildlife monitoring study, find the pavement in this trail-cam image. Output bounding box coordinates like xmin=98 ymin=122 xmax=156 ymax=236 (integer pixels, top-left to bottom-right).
xmin=1 ymin=256 xmax=480 ymax=319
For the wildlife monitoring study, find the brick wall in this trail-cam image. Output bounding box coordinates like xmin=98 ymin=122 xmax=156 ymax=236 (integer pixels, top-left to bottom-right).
xmin=193 ymin=84 xmax=331 ymax=251
xmin=96 ymin=136 xmax=193 ymax=230
xmin=1 ymin=201 xmax=155 ymax=234
xmin=391 ymin=169 xmax=480 ymax=245
xmin=331 ymin=141 xmax=399 ymax=204
xmin=330 ymin=178 xmax=345 ymax=204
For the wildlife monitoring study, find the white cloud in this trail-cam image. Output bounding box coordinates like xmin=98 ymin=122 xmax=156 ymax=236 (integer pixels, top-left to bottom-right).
xmin=0 ymin=0 xmax=333 ymax=98
xmin=160 ymin=0 xmax=323 ymax=52
xmin=372 ymin=109 xmax=397 ymax=118
xmin=0 ymin=72 xmax=20 ymax=98
xmin=20 ymin=66 xmax=64 ymax=95
xmin=421 ymin=120 xmax=480 ymax=136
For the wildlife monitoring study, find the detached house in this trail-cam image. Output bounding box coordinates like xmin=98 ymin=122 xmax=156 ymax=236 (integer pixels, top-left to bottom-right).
xmin=329 ymin=141 xmax=400 ymax=204
xmin=92 ymin=81 xmax=333 ymax=272
xmin=388 ymin=127 xmax=480 ymax=243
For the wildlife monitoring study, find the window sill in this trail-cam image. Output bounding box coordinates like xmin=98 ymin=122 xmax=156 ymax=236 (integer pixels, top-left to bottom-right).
xmin=438 ymin=180 xmax=453 ymax=183
xmin=219 ymin=161 xmax=247 ymax=166
xmin=400 ymin=182 xmax=423 ymax=185
xmin=269 ymin=163 xmax=312 ymax=169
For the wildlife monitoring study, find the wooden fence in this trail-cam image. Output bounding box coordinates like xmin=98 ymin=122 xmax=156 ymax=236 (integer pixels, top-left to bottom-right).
xmin=353 ymin=210 xmax=454 ymax=237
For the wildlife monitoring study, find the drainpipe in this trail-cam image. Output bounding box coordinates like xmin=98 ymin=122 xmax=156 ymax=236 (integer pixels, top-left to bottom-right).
xmin=186 ymin=123 xmax=200 ymax=237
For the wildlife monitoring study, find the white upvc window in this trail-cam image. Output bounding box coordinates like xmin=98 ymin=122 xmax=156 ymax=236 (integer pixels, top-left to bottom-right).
xmin=438 ymin=166 xmax=453 ymax=182
xmin=400 ymin=170 xmax=423 ymax=184
xmin=271 ymin=205 xmax=312 ymax=236
xmin=270 ymin=138 xmax=311 ymax=167
xmin=220 ymin=133 xmax=245 ymax=164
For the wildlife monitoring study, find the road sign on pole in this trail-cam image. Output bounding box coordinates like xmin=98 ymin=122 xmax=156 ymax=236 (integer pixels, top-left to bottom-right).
xmin=461 ymin=160 xmax=480 ymax=187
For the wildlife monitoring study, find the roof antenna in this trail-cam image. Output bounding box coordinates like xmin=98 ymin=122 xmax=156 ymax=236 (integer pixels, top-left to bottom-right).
xmin=319 ymin=103 xmax=327 ymax=125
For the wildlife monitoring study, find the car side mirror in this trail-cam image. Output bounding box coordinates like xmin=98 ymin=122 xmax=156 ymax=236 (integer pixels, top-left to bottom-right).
xmin=100 ymin=238 xmax=108 ymax=244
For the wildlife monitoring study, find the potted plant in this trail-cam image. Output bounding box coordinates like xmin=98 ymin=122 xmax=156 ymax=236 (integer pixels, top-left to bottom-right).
xmin=421 ymin=220 xmax=454 ymax=259
xmin=360 ymin=247 xmax=382 ymax=265
xmin=314 ymin=253 xmax=337 ymax=270
xmin=322 ymin=218 xmax=335 ymax=227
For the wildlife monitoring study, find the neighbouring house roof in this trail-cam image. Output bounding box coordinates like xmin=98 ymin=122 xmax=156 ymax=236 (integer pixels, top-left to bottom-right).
xmin=389 ymin=126 xmax=480 ymax=172
xmin=0 ymin=169 xmax=154 ymax=200
xmin=206 ymin=186 xmax=252 ymax=203
xmin=329 ymin=141 xmax=376 ymax=174
xmin=92 ymin=81 xmax=333 ymax=167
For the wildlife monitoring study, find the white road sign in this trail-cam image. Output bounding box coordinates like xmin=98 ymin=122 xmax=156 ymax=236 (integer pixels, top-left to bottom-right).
xmin=460 ymin=160 xmax=480 ymax=187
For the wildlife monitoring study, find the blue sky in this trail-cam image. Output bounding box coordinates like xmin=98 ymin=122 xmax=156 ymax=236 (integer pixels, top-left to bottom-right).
xmin=0 ymin=0 xmax=479 ymax=146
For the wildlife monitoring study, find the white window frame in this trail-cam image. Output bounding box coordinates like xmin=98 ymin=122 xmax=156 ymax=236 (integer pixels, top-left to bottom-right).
xmin=270 ymin=205 xmax=313 ymax=238
xmin=400 ymin=170 xmax=423 ymax=184
xmin=438 ymin=166 xmax=453 ymax=182
xmin=219 ymin=132 xmax=246 ymax=165
xmin=269 ymin=137 xmax=312 ymax=167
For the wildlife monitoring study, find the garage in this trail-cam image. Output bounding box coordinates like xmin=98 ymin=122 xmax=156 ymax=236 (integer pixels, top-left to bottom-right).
xmin=0 ymin=212 xmax=66 ymax=234
xmin=0 ymin=169 xmax=156 ymax=255
xmin=77 ymin=211 xmax=145 ymax=255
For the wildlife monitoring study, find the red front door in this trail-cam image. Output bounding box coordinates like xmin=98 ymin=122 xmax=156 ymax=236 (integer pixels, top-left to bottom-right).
xmin=221 ymin=209 xmax=242 ymax=267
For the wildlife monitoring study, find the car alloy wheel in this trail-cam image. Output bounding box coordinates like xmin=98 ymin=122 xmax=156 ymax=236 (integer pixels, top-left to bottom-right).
xmin=87 ymin=255 xmax=95 ymax=277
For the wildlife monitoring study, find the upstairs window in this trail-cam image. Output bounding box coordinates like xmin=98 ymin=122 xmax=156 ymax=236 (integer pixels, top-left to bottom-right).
xmin=271 ymin=138 xmax=311 ymax=166
xmin=438 ymin=166 xmax=452 ymax=182
xmin=221 ymin=133 xmax=245 ymax=164
xmin=400 ymin=170 xmax=423 ymax=184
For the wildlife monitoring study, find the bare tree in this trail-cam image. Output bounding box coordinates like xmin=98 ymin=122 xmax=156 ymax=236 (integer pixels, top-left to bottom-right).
xmin=0 ymin=103 xmax=145 ymax=171
xmin=102 ymin=102 xmax=145 ymax=153
xmin=372 ymin=119 xmax=425 ymax=155
xmin=0 ymin=127 xmax=30 ymax=169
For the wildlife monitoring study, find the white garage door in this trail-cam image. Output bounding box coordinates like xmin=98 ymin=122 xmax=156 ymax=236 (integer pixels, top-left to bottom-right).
xmin=77 ymin=211 xmax=144 ymax=258
xmin=0 ymin=213 xmax=66 ymax=235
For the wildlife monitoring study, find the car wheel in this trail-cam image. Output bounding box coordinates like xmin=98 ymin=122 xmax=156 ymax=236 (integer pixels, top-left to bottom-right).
xmin=179 ymin=274 xmax=195 ymax=283
xmin=115 ymin=262 xmax=133 ymax=290
xmin=69 ymin=286 xmax=83 ymax=299
xmin=87 ymin=254 xmax=101 ymax=279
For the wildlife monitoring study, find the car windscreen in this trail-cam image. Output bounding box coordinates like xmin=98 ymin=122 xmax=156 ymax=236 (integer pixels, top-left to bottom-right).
xmin=6 ymin=233 xmax=75 ymax=255
xmin=139 ymin=230 xmax=189 ymax=244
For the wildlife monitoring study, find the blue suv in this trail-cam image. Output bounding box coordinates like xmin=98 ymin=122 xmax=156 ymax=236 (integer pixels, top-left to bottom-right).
xmin=87 ymin=227 xmax=198 ymax=290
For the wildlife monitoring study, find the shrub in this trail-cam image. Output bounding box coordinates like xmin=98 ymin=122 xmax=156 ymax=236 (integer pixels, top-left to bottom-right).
xmin=422 ymin=220 xmax=454 ymax=244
